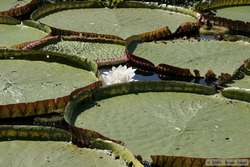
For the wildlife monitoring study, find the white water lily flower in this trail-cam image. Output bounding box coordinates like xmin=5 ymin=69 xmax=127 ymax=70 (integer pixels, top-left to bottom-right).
xmin=101 ymin=65 xmax=136 ymax=86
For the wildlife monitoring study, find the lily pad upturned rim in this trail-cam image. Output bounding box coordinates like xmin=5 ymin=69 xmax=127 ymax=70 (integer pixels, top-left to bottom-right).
xmin=116 ymin=1 xmax=199 ymax=19
xmin=0 ymin=125 xmax=141 ymax=166
xmin=0 ymin=125 xmax=143 ymax=167
xmin=68 ymin=82 xmax=249 ymax=163
xmin=30 ymin=1 xmax=198 ymax=39
xmin=31 ymin=1 xmax=103 ymax=21
xmin=0 ymin=0 xmax=37 ymax=17
xmin=64 ymin=80 xmax=216 ymax=125
xmin=16 ymin=34 xmax=128 ymax=67
xmin=17 ymin=34 xmax=125 ymax=49
xmin=31 ymin=1 xmax=198 ymax=21
xmin=0 ymin=16 xmax=52 ymax=48
xmin=150 ymin=155 xmax=250 ymax=167
xmin=64 ymin=81 xmax=216 ymax=166
xmin=0 ymin=49 xmax=99 ymax=118
xmin=65 ymin=81 xmax=250 ymax=164
xmin=194 ymin=0 xmax=250 ymax=11
xmin=222 ymin=87 xmax=250 ymax=103
xmin=16 ymin=34 xmax=127 ymax=67
xmin=0 ymin=48 xmax=98 ymax=74
xmin=129 ymin=39 xmax=250 ymax=77
xmin=0 ymin=125 xmax=71 ymax=141
xmin=0 ymin=16 xmax=52 ymax=33
xmin=31 ymin=1 xmax=124 ymax=38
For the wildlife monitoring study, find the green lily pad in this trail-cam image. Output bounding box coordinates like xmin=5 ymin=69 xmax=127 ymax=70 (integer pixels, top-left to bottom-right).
xmin=0 ymin=23 xmax=48 ymax=47
xmin=42 ymin=41 xmax=125 ymax=62
xmin=0 ymin=140 xmax=127 ymax=167
xmin=216 ymin=6 xmax=250 ymax=22
xmin=222 ymin=75 xmax=250 ymax=102
xmin=75 ymin=91 xmax=250 ymax=160
xmin=37 ymin=8 xmax=194 ymax=38
xmin=0 ymin=0 xmax=31 ymax=12
xmin=230 ymin=76 xmax=250 ymax=89
xmin=132 ymin=40 xmax=250 ymax=75
xmin=0 ymin=60 xmax=97 ymax=104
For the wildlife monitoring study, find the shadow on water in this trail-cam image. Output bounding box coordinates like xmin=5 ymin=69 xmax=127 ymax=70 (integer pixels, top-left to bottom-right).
xmin=99 ymin=67 xmax=218 ymax=87
xmin=134 ymin=71 xmax=161 ymax=81
xmin=190 ymin=77 xmax=217 ymax=87
xmin=199 ymin=35 xmax=218 ymax=41
xmin=200 ymin=34 xmax=250 ymax=42
xmin=135 ymin=69 xmax=216 ymax=87
xmin=126 ymin=40 xmax=138 ymax=53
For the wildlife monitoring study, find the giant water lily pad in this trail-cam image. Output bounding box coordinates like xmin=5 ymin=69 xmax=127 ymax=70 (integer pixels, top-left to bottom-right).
xmin=75 ymin=91 xmax=250 ymax=160
xmin=0 ymin=0 xmax=32 ymax=12
xmin=37 ymin=8 xmax=194 ymax=38
xmin=0 ymin=140 xmax=127 ymax=167
xmin=0 ymin=21 xmax=49 ymax=47
xmin=42 ymin=41 xmax=125 ymax=62
xmin=0 ymin=60 xmax=97 ymax=104
xmin=216 ymin=6 xmax=250 ymax=22
xmin=131 ymin=40 xmax=250 ymax=75
xmin=222 ymin=74 xmax=250 ymax=102
xmin=230 ymin=76 xmax=250 ymax=89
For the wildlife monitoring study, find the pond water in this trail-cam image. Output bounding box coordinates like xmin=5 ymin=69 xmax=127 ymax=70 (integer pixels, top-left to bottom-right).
xmin=100 ymin=67 xmax=217 ymax=87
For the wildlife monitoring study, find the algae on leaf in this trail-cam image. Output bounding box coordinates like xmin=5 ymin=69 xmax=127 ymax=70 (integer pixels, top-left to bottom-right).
xmin=42 ymin=41 xmax=125 ymax=61
xmin=75 ymin=92 xmax=250 ymax=160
